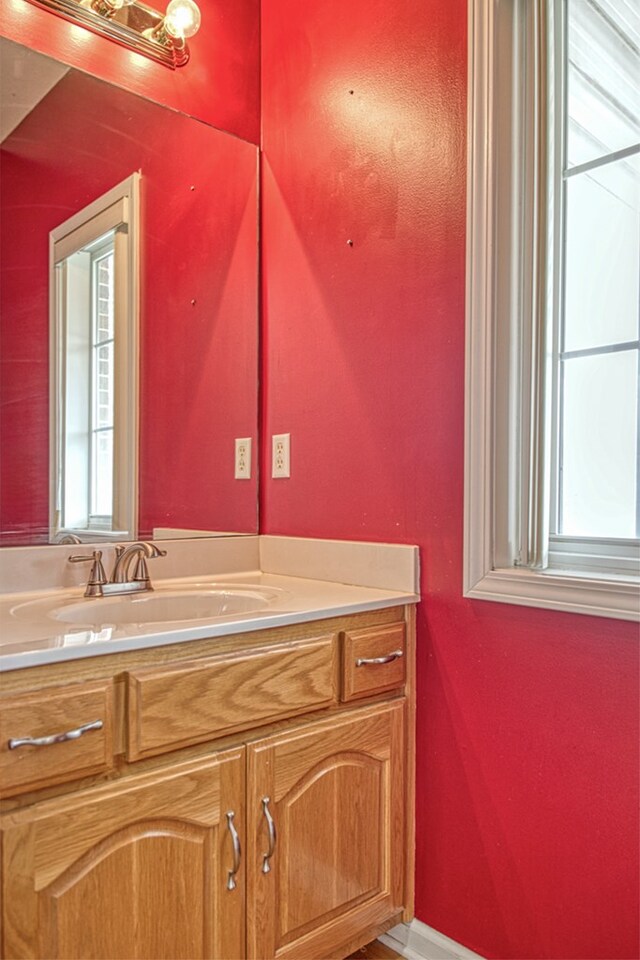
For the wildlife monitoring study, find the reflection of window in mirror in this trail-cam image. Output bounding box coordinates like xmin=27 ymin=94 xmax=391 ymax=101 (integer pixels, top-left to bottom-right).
xmin=50 ymin=173 xmax=139 ymax=543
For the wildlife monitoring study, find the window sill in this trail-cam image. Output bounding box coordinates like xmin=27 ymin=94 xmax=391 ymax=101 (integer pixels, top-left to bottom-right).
xmin=465 ymin=567 xmax=639 ymax=622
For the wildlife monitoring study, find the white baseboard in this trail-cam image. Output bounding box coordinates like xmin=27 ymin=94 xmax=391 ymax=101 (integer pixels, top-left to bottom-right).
xmin=380 ymin=919 xmax=484 ymax=960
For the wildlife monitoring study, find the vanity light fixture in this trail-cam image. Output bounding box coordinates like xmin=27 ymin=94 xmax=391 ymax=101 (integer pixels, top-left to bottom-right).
xmin=24 ymin=0 xmax=201 ymax=68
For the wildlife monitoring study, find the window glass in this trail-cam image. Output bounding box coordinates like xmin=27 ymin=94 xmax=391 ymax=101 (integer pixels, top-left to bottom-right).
xmin=92 ymin=429 xmax=114 ymax=519
xmin=554 ymin=0 xmax=640 ymax=543
xmin=95 ymin=251 xmax=114 ymax=341
xmin=90 ymin=248 xmax=115 ymax=524
xmin=566 ymin=0 xmax=640 ymax=167
xmin=563 ymin=156 xmax=639 ymax=352
xmin=560 ymin=350 xmax=638 ymax=538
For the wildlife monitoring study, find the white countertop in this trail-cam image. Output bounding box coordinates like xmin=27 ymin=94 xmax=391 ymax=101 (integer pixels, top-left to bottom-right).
xmin=0 ymin=570 xmax=419 ymax=671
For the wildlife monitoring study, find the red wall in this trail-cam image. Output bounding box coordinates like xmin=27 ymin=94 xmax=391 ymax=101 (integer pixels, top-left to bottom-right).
xmin=260 ymin=1 xmax=639 ymax=958
xmin=0 ymin=0 xmax=260 ymax=143
xmin=1 ymin=71 xmax=258 ymax=543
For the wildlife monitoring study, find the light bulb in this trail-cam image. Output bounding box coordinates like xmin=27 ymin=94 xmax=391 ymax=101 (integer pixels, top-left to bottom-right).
xmin=164 ymin=0 xmax=201 ymax=39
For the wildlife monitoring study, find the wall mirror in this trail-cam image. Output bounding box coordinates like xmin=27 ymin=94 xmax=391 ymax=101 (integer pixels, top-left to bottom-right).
xmin=0 ymin=37 xmax=259 ymax=547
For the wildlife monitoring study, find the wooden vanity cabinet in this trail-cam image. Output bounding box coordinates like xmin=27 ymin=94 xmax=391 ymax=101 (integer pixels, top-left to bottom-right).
xmin=247 ymin=700 xmax=405 ymax=960
xmin=1 ymin=751 xmax=246 ymax=960
xmin=0 ymin=608 xmax=415 ymax=960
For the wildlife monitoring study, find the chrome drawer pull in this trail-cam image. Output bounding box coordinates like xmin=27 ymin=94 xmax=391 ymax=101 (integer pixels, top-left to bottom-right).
xmin=355 ymin=650 xmax=404 ymax=667
xmin=226 ymin=811 xmax=242 ymax=891
xmin=261 ymin=796 xmax=276 ymax=874
xmin=8 ymin=719 xmax=103 ymax=750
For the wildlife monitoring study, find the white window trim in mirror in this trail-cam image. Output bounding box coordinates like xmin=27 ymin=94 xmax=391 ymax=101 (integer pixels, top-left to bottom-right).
xmin=49 ymin=173 xmax=140 ymax=543
xmin=463 ymin=0 xmax=639 ymax=623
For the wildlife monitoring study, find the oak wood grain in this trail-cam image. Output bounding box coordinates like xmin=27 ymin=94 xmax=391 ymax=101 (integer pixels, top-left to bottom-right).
xmin=1 ymin=749 xmax=244 ymax=960
xmin=127 ymin=635 xmax=338 ymax=760
xmin=246 ymin=700 xmax=405 ymax=960
xmin=0 ymin=681 xmax=114 ymax=797
xmin=402 ymin=604 xmax=416 ymax=923
xmin=341 ymin=624 xmax=406 ymax=703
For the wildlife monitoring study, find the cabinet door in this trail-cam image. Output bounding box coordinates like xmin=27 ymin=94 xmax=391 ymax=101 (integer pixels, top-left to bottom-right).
xmin=1 ymin=751 xmax=245 ymax=960
xmin=246 ymin=701 xmax=405 ymax=960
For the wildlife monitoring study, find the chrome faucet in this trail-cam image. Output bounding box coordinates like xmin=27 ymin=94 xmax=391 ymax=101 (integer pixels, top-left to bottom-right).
xmin=69 ymin=542 xmax=167 ymax=598
xmin=111 ymin=542 xmax=167 ymax=588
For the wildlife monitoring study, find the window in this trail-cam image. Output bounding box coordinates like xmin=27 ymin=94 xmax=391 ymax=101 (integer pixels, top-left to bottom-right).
xmin=50 ymin=174 xmax=139 ymax=542
xmin=464 ymin=0 xmax=639 ymax=620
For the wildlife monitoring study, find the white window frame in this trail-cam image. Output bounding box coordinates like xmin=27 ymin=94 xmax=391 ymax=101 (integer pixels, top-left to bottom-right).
xmin=464 ymin=0 xmax=639 ymax=622
xmin=49 ymin=173 xmax=140 ymax=543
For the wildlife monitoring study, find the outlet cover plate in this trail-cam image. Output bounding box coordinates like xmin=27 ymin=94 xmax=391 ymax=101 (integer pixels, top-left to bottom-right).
xmin=235 ymin=437 xmax=252 ymax=479
xmin=272 ymin=433 xmax=291 ymax=478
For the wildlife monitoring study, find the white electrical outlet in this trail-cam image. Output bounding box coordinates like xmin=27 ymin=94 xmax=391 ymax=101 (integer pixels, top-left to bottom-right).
xmin=235 ymin=438 xmax=252 ymax=479
xmin=272 ymin=433 xmax=291 ymax=478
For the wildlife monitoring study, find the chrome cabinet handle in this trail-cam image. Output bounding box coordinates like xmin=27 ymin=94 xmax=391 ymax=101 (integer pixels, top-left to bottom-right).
xmin=226 ymin=811 xmax=242 ymax=891
xmin=261 ymin=796 xmax=276 ymax=874
xmin=8 ymin=719 xmax=103 ymax=750
xmin=355 ymin=649 xmax=404 ymax=667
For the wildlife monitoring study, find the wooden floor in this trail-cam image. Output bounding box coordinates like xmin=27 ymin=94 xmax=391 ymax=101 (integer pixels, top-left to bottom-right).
xmin=346 ymin=940 xmax=402 ymax=959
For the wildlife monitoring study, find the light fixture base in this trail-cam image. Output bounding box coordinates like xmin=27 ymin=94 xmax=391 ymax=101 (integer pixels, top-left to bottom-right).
xmin=24 ymin=0 xmax=192 ymax=68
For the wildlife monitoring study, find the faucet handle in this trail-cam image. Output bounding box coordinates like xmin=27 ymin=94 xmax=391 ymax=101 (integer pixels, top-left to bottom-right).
xmin=68 ymin=550 xmax=108 ymax=597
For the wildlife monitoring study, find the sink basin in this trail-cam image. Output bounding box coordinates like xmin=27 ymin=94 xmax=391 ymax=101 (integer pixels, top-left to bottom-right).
xmin=10 ymin=584 xmax=285 ymax=629
xmin=53 ymin=589 xmax=277 ymax=626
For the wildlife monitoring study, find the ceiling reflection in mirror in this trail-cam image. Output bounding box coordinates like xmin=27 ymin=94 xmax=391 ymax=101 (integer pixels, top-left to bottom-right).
xmin=0 ymin=39 xmax=259 ymax=547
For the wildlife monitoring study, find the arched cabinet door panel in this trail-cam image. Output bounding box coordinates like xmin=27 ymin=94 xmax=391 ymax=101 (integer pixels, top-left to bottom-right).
xmin=246 ymin=701 xmax=405 ymax=960
xmin=1 ymin=750 xmax=245 ymax=960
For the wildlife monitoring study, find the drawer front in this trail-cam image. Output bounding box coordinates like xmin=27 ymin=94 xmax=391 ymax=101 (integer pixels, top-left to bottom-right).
xmin=0 ymin=681 xmax=114 ymax=796
xmin=126 ymin=634 xmax=339 ymax=760
xmin=341 ymin=623 xmax=406 ymax=702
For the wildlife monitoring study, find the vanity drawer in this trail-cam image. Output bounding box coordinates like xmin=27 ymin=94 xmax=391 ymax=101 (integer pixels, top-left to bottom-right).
xmin=341 ymin=623 xmax=406 ymax=702
xmin=126 ymin=634 xmax=339 ymax=760
xmin=0 ymin=680 xmax=115 ymax=797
